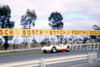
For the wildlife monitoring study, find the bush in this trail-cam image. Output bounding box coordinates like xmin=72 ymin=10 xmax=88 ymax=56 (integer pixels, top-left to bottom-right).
xmin=0 ymin=44 xmax=4 ymax=50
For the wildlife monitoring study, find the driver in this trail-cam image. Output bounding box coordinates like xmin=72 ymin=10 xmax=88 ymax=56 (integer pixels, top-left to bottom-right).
xmin=58 ymin=43 xmax=60 ymax=45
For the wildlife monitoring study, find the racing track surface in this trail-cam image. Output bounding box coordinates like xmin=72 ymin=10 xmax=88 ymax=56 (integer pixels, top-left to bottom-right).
xmin=0 ymin=49 xmax=100 ymax=64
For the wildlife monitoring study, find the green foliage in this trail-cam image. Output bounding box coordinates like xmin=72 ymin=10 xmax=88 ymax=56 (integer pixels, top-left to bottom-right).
xmin=41 ymin=41 xmax=47 ymax=45
xmin=0 ymin=5 xmax=14 ymax=28
xmin=20 ymin=9 xmax=37 ymax=29
xmin=93 ymin=25 xmax=100 ymax=30
xmin=90 ymin=25 xmax=100 ymax=39
xmin=0 ymin=45 xmax=4 ymax=50
xmin=41 ymin=38 xmax=51 ymax=46
xmin=49 ymin=12 xmax=63 ymax=22
xmin=32 ymin=39 xmax=37 ymax=44
xmin=0 ymin=5 xmax=11 ymax=17
xmin=48 ymin=12 xmax=63 ymax=29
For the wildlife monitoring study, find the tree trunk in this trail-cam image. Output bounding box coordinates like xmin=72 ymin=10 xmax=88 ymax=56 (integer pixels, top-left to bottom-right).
xmin=1 ymin=19 xmax=5 ymax=28
xmin=42 ymin=44 xmax=44 ymax=47
xmin=57 ymin=36 xmax=60 ymax=43
xmin=60 ymin=37 xmax=63 ymax=43
xmin=25 ymin=36 xmax=27 ymax=48
xmin=1 ymin=19 xmax=9 ymax=50
xmin=28 ymin=24 xmax=31 ymax=48
xmin=29 ymin=24 xmax=31 ymax=29
xmin=4 ymin=36 xmax=9 ymax=50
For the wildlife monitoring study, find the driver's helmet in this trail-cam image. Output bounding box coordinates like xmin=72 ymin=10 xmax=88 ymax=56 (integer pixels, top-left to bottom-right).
xmin=58 ymin=43 xmax=60 ymax=45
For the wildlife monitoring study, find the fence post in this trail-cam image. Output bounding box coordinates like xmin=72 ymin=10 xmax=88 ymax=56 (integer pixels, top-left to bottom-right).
xmin=88 ymin=52 xmax=92 ymax=63
xmin=92 ymin=52 xmax=98 ymax=62
xmin=41 ymin=58 xmax=45 ymax=67
xmin=95 ymin=52 xmax=97 ymax=61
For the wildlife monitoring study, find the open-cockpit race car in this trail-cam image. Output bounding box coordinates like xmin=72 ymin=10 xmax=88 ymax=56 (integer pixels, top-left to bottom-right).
xmin=42 ymin=43 xmax=71 ymax=53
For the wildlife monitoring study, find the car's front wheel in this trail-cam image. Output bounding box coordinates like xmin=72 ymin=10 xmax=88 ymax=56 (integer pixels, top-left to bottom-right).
xmin=51 ymin=47 xmax=56 ymax=53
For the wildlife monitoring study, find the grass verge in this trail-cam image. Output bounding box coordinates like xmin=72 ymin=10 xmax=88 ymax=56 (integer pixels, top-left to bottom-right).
xmin=0 ymin=49 xmax=42 ymax=57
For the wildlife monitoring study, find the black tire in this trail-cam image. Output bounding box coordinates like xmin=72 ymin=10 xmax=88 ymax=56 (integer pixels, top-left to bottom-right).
xmin=66 ymin=46 xmax=70 ymax=52
xmin=51 ymin=47 xmax=56 ymax=53
xmin=43 ymin=50 xmax=47 ymax=53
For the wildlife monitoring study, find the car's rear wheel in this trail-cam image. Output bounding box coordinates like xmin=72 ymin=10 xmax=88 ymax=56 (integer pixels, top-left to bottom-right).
xmin=51 ymin=47 xmax=56 ymax=53
xmin=66 ymin=46 xmax=70 ymax=52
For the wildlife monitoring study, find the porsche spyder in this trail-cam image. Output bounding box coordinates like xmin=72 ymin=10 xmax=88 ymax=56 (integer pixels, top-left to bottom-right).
xmin=42 ymin=44 xmax=71 ymax=53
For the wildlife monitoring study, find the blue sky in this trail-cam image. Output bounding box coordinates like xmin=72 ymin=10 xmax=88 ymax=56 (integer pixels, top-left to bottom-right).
xmin=1 ymin=0 xmax=100 ymax=30
xmin=0 ymin=0 xmax=100 ymax=43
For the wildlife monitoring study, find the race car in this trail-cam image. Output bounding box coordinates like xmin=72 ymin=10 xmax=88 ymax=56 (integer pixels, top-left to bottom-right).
xmin=42 ymin=43 xmax=71 ymax=53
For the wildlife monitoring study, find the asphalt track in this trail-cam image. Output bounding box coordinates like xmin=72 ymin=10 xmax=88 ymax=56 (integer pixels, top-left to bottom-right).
xmin=0 ymin=48 xmax=100 ymax=64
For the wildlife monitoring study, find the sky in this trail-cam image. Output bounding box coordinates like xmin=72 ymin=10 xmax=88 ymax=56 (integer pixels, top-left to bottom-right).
xmin=0 ymin=0 xmax=100 ymax=43
xmin=0 ymin=0 xmax=100 ymax=30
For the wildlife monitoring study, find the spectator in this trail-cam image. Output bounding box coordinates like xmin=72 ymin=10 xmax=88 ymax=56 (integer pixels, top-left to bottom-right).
xmin=58 ymin=43 xmax=60 ymax=45
xmin=83 ymin=37 xmax=88 ymax=44
xmin=65 ymin=38 xmax=67 ymax=44
xmin=68 ymin=38 xmax=73 ymax=45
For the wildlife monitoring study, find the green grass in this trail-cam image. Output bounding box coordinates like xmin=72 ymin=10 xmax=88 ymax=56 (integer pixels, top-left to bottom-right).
xmin=0 ymin=49 xmax=42 ymax=57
